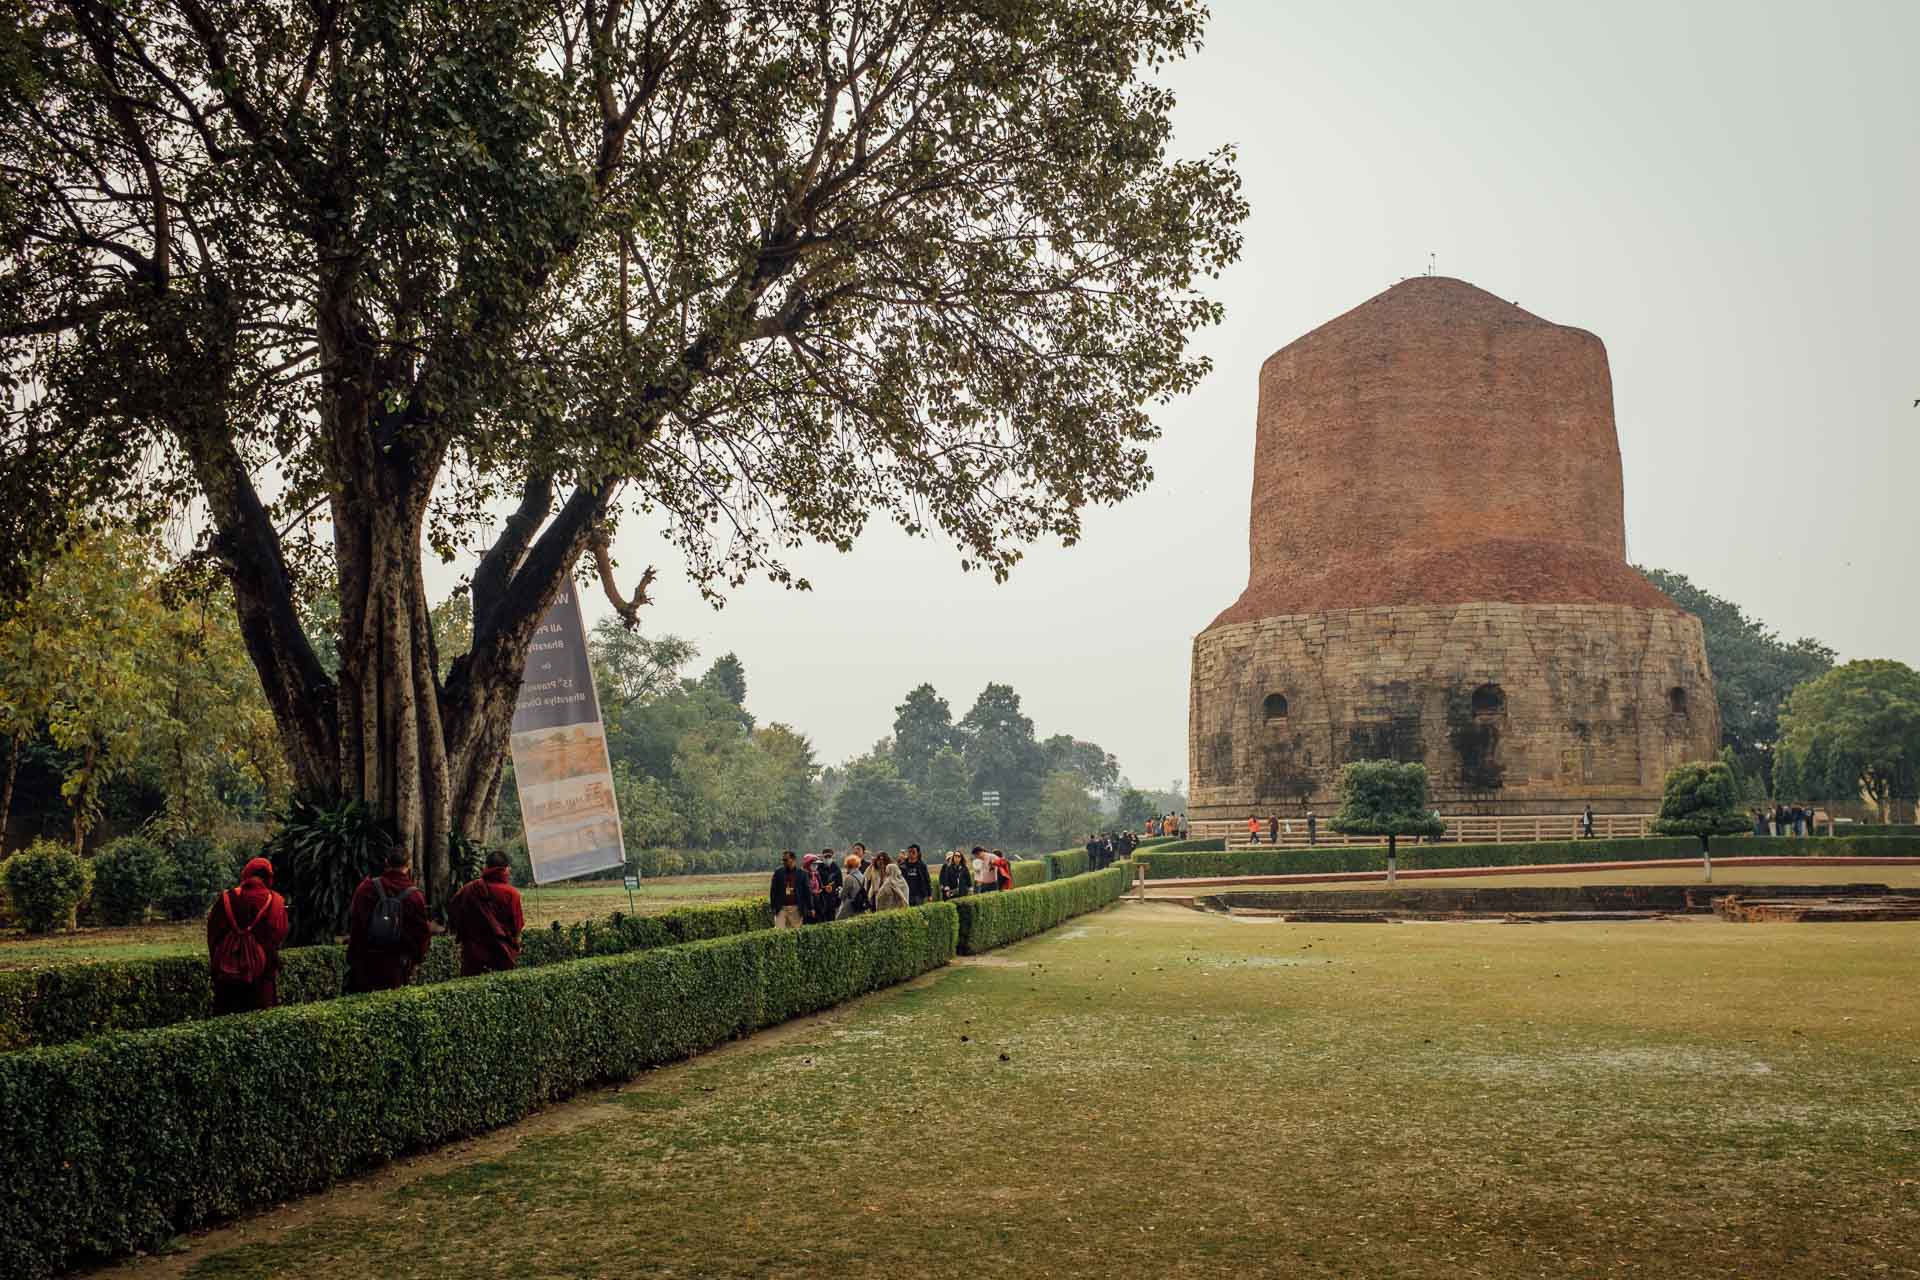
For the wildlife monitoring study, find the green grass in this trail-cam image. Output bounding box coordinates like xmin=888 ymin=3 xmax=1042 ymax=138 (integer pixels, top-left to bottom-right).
xmin=0 ymin=873 xmax=762 ymax=969
xmin=133 ymin=902 xmax=1920 ymax=1280
xmin=1147 ymin=863 xmax=1920 ymax=893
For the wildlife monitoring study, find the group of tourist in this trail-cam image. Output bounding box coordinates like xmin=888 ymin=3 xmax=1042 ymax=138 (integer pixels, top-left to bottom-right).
xmin=204 ymin=844 xmax=525 ymax=1016
xmin=1144 ymin=814 xmax=1186 ymax=838
xmin=1755 ymin=803 xmax=1820 ymax=837
xmin=1084 ymin=831 xmax=1138 ymax=868
xmin=769 ymin=843 xmax=1014 ymax=927
xmin=1244 ymin=812 xmax=1320 ymax=845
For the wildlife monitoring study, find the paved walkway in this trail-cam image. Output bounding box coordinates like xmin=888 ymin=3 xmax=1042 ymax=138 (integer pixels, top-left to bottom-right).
xmin=1135 ymin=855 xmax=1920 ymax=894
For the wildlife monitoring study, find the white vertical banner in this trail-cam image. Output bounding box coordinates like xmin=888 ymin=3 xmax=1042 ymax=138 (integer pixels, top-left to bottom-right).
xmin=510 ymin=589 xmax=625 ymax=884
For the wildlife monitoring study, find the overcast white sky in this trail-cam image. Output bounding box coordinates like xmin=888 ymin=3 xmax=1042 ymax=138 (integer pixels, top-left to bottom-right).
xmin=560 ymin=0 xmax=1920 ymax=792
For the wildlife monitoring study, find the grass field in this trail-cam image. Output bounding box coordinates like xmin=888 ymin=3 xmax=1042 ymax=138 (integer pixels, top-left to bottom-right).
xmin=1144 ymin=863 xmax=1920 ymax=893
xmin=0 ymin=873 xmax=762 ymax=969
xmin=107 ymin=901 xmax=1920 ymax=1279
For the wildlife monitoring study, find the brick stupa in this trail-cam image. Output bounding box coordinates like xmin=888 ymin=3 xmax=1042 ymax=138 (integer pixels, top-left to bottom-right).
xmin=1187 ymin=277 xmax=1721 ymax=820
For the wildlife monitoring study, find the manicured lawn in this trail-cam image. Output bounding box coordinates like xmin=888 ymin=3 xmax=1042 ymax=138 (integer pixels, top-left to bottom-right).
xmin=114 ymin=902 xmax=1920 ymax=1279
xmin=1196 ymin=864 xmax=1920 ymax=892
xmin=0 ymin=873 xmax=762 ymax=969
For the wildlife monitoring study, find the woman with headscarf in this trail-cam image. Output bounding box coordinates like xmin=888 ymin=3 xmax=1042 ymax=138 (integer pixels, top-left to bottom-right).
xmin=872 ymin=852 xmax=909 ymax=911
xmin=835 ymin=852 xmax=868 ymax=920
xmin=205 ymin=856 xmax=291 ymax=1014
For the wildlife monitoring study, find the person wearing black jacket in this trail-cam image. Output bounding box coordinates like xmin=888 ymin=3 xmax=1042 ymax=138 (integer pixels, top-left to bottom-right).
xmin=901 ymin=845 xmax=933 ymax=906
xmin=769 ymin=850 xmax=814 ymax=928
xmin=939 ymin=851 xmax=971 ymax=900
xmin=811 ymin=850 xmax=842 ymax=923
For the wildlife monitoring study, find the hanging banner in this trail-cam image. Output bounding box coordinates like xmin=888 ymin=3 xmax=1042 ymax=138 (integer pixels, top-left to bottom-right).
xmin=510 ymin=588 xmax=625 ymax=884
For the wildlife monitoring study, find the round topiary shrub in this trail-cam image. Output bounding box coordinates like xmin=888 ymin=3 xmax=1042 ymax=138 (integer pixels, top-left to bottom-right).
xmin=91 ymin=835 xmax=168 ymax=925
xmin=3 ymin=839 xmax=95 ymax=934
xmin=154 ymin=835 xmax=230 ymax=921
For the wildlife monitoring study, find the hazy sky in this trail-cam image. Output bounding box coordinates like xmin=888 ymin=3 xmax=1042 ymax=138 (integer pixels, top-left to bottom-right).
xmin=573 ymin=0 xmax=1919 ymax=793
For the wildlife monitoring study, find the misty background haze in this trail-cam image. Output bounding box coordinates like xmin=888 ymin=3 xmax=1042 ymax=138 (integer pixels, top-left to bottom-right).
xmin=429 ymin=0 xmax=1918 ymax=794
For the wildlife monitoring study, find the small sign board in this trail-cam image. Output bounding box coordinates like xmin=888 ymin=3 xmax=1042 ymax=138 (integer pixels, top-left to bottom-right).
xmin=623 ymin=874 xmax=640 ymax=892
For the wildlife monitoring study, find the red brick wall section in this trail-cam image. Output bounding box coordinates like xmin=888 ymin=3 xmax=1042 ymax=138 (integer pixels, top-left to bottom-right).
xmin=1210 ymin=276 xmax=1679 ymax=628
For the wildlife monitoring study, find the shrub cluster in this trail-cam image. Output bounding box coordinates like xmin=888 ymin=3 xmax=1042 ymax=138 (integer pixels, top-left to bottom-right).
xmin=152 ymin=835 xmax=234 ymax=922
xmin=0 ymin=898 xmax=772 ymax=1052
xmin=1 ymin=841 xmax=93 ymax=934
xmin=90 ymin=837 xmax=169 ymax=926
xmin=0 ymin=905 xmax=957 ymax=1279
xmin=954 ymin=862 xmax=1130 ymax=954
xmin=1010 ymin=859 xmax=1048 ymax=888
xmin=1134 ymin=836 xmax=1920 ymax=880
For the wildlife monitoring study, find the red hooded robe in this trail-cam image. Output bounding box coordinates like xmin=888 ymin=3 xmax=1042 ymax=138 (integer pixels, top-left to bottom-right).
xmin=205 ymin=857 xmax=291 ymax=1014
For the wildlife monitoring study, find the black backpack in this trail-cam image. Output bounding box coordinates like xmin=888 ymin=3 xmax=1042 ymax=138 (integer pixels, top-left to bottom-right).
xmin=367 ymin=879 xmax=408 ymax=949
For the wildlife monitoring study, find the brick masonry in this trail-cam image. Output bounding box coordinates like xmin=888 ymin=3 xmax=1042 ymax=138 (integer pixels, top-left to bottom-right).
xmin=1190 ymin=277 xmax=1721 ymax=818
xmin=1188 ymin=601 xmax=1720 ymax=818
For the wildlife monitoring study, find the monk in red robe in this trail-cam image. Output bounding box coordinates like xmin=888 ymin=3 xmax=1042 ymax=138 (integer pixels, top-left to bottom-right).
xmin=205 ymin=856 xmax=291 ymax=1014
xmin=345 ymin=848 xmax=434 ymax=993
xmin=447 ymin=850 xmax=525 ymax=976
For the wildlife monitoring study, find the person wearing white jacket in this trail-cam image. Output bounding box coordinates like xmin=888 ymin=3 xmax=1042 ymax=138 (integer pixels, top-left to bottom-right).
xmin=970 ymin=845 xmax=996 ymax=894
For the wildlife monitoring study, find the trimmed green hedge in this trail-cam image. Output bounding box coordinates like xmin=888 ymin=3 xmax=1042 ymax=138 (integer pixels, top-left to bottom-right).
xmin=1145 ymin=837 xmax=1225 ymax=853
xmin=955 ymin=863 xmax=1130 ymax=954
xmin=0 ymin=898 xmax=771 ymax=1052
xmin=1135 ymin=836 xmax=1920 ymax=880
xmin=0 ymin=905 xmax=956 ymax=1279
xmin=1043 ymin=849 xmax=1091 ymax=880
xmin=1836 ymin=824 xmax=1920 ymax=837
xmin=1010 ymin=860 xmax=1048 ymax=888
xmin=1713 ymin=836 xmax=1919 ymax=856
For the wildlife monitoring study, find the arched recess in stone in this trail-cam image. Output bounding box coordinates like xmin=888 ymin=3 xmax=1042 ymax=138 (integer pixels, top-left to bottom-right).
xmin=1471 ymin=683 xmax=1506 ymax=719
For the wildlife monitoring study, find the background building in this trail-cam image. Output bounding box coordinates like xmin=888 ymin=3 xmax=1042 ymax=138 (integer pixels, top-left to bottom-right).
xmin=1188 ymin=277 xmax=1721 ymax=820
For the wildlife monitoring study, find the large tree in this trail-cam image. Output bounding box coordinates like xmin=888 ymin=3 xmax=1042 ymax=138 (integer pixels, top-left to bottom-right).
xmin=890 ymin=683 xmax=952 ymax=788
xmin=1638 ymin=568 xmax=1835 ymax=785
xmin=1776 ymin=660 xmax=1920 ymax=822
xmin=955 ymin=681 xmax=1045 ymax=842
xmin=1 ymin=1 xmax=1243 ymax=899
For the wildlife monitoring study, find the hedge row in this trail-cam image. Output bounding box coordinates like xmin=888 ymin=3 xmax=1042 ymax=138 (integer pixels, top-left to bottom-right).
xmin=1044 ymin=848 xmax=1091 ymax=881
xmin=0 ymin=904 xmax=957 ymax=1279
xmin=1010 ymin=860 xmax=1048 ymax=888
xmin=1839 ymin=824 xmax=1920 ymax=837
xmin=0 ymin=898 xmax=771 ymax=1052
xmin=1144 ymin=837 xmax=1226 ymax=853
xmin=1135 ymin=836 xmax=1920 ymax=880
xmin=955 ymin=862 xmax=1131 ymax=954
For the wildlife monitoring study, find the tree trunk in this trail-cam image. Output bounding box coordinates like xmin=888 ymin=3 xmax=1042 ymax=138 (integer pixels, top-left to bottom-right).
xmin=0 ymin=732 xmax=21 ymax=854
xmin=70 ymin=743 xmax=96 ymax=855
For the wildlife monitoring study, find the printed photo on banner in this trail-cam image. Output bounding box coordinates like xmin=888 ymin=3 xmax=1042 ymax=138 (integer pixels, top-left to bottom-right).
xmin=509 ymin=590 xmax=626 ymax=884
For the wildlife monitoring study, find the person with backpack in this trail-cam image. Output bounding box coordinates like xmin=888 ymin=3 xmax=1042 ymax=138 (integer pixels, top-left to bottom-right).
xmin=447 ymin=849 xmax=525 ymax=976
xmin=834 ymin=852 xmax=868 ymax=920
xmin=346 ymin=847 xmax=434 ymax=993
xmin=205 ymin=856 xmax=290 ymax=1015
xmin=992 ymin=849 xmax=1012 ymax=892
